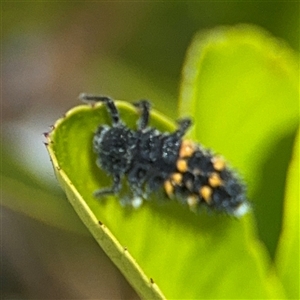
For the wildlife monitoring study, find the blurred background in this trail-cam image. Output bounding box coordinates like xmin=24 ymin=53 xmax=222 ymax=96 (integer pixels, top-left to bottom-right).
xmin=2 ymin=2 xmax=299 ymax=299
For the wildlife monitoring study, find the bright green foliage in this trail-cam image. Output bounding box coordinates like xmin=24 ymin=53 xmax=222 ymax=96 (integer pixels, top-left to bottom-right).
xmin=179 ymin=24 xmax=299 ymax=260
xmin=46 ymin=25 xmax=298 ymax=299
xmin=275 ymin=130 xmax=299 ymax=299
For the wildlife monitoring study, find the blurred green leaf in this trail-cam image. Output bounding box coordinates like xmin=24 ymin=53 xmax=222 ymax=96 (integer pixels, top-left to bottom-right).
xmin=179 ymin=24 xmax=299 ymax=259
xmin=2 ymin=175 xmax=88 ymax=236
xmin=275 ymin=129 xmax=299 ymax=299
xmin=84 ymin=55 xmax=177 ymax=118
xmin=1 ymin=144 xmax=88 ymax=235
xmin=45 ymin=24 xmax=298 ymax=298
xmin=1 ymin=143 xmax=53 ymax=194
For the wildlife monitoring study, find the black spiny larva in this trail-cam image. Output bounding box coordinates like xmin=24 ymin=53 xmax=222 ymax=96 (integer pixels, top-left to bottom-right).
xmin=80 ymin=94 xmax=249 ymax=217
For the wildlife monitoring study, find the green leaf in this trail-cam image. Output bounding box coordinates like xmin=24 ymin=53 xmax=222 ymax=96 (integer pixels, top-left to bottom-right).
xmin=45 ymin=25 xmax=297 ymax=298
xmin=179 ymin=24 xmax=299 ymax=259
xmin=47 ymin=103 xmax=167 ymax=299
xmin=275 ymin=129 xmax=299 ymax=299
xmin=47 ymin=101 xmax=280 ymax=299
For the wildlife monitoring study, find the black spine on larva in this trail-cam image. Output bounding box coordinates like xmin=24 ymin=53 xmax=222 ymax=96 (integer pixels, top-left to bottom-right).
xmin=93 ymin=124 xmax=137 ymax=176
xmin=127 ymin=129 xmax=181 ymax=196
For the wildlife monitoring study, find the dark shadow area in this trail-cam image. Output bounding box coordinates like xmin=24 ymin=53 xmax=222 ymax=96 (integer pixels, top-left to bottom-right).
xmin=252 ymin=127 xmax=298 ymax=259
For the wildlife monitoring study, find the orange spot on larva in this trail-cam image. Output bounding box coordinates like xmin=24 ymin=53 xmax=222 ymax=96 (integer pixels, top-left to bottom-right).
xmin=171 ymin=172 xmax=183 ymax=185
xmin=164 ymin=180 xmax=174 ymax=198
xmin=176 ymin=159 xmax=188 ymax=173
xmin=200 ymin=185 xmax=212 ymax=204
xmin=179 ymin=140 xmax=196 ymax=158
xmin=209 ymin=172 xmax=223 ymax=187
xmin=212 ymin=156 xmax=226 ymax=171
